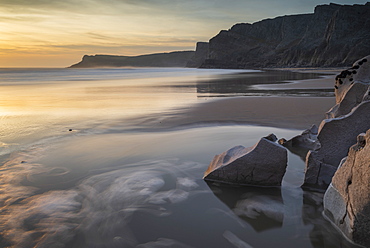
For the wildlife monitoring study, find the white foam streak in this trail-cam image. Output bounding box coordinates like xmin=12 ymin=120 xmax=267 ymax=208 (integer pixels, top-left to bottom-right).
xmin=0 ymin=157 xmax=203 ymax=247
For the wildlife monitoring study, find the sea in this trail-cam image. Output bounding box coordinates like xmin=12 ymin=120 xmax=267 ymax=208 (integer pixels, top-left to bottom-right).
xmin=0 ymin=67 xmax=356 ymax=248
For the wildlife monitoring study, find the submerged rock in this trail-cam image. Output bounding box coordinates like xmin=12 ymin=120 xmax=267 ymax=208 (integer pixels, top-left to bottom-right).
xmin=323 ymin=130 xmax=370 ymax=247
xmin=203 ymin=134 xmax=287 ymax=187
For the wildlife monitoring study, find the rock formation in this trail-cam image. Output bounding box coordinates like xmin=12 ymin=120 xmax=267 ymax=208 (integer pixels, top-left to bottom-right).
xmin=199 ymin=3 xmax=370 ymax=69
xmin=323 ymin=130 xmax=370 ymax=247
xmin=69 ymin=51 xmax=195 ymax=68
xmin=279 ymin=125 xmax=320 ymax=151
xmin=303 ymin=55 xmax=370 ymax=190
xmin=203 ymin=134 xmax=288 ymax=187
xmin=278 ymin=125 xmax=320 ymax=160
xmin=186 ymin=42 xmax=209 ymax=68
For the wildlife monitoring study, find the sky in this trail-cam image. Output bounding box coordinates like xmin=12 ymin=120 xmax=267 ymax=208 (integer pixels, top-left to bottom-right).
xmin=0 ymin=0 xmax=368 ymax=67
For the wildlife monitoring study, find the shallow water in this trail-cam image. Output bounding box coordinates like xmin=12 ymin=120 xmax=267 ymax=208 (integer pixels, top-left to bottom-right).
xmin=0 ymin=68 xmax=356 ymax=247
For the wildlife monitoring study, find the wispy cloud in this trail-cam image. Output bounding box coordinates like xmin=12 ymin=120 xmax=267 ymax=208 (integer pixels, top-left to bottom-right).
xmin=0 ymin=0 xmax=368 ymax=66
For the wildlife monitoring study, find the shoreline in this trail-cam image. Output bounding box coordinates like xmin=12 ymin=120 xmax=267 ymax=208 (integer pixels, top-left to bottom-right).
xmin=136 ymin=96 xmax=335 ymax=131
xmin=135 ymin=70 xmax=339 ymax=131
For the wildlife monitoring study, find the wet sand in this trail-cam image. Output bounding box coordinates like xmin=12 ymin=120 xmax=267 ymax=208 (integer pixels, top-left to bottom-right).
xmin=1 ymin=68 xmax=355 ymax=248
xmin=136 ymin=70 xmax=339 ymax=131
xmin=155 ymin=96 xmax=335 ymax=130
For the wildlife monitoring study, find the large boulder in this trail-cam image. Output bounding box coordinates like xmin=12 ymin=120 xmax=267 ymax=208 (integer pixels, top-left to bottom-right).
xmin=203 ymin=134 xmax=288 ymax=187
xmin=323 ymin=130 xmax=370 ymax=247
xmin=303 ymin=101 xmax=370 ymax=189
xmin=303 ymin=55 xmax=370 ymax=190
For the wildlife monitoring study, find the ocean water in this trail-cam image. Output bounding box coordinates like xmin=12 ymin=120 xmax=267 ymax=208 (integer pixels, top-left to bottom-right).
xmin=0 ymin=68 xmax=355 ymax=248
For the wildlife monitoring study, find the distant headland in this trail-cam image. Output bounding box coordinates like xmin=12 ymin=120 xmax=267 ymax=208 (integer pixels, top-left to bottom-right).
xmin=70 ymin=3 xmax=370 ymax=69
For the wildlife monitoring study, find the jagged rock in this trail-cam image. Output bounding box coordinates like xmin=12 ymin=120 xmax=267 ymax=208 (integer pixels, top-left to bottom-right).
xmin=303 ymin=55 xmax=370 ymax=190
xmin=326 ymin=82 xmax=369 ymax=118
xmin=303 ymin=101 xmax=370 ymax=190
xmin=323 ymin=130 xmax=370 ymax=247
xmin=279 ymin=125 xmax=320 ymax=160
xmin=203 ymin=134 xmax=287 ymax=187
xmin=279 ymin=124 xmax=320 ymax=151
xmin=332 ymin=55 xmax=370 ymax=105
xmin=200 ymin=3 xmax=370 ymax=68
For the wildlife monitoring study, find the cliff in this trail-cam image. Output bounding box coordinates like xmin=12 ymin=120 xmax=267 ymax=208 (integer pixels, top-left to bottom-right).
xmin=200 ymin=3 xmax=370 ymax=68
xmin=69 ymin=51 xmax=194 ymax=68
xmin=186 ymin=42 xmax=209 ymax=68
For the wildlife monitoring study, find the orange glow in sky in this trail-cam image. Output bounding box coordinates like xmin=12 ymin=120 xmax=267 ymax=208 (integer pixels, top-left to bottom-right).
xmin=0 ymin=0 xmax=367 ymax=67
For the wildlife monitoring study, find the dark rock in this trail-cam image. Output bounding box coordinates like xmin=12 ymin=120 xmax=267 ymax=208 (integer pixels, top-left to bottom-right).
xmin=204 ymin=135 xmax=287 ymax=187
xmin=279 ymin=125 xmax=320 ymax=160
xmin=279 ymin=125 xmax=319 ymax=151
xmin=69 ymin=51 xmax=195 ymax=68
xmin=186 ymin=42 xmax=209 ymax=68
xmin=323 ymin=130 xmax=370 ymax=247
xmin=200 ymin=3 xmax=370 ymax=68
xmin=264 ymin=133 xmax=278 ymax=142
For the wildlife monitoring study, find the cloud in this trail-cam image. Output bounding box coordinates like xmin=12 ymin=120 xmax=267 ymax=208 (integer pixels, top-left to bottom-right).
xmin=0 ymin=0 xmax=369 ymax=66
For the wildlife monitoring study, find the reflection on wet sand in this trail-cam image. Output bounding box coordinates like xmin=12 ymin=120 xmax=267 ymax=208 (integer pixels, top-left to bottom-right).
xmin=196 ymin=70 xmax=334 ymax=97
xmin=208 ymin=184 xmax=284 ymax=232
xmin=206 ymin=181 xmax=359 ymax=248
xmin=0 ymin=68 xmax=356 ymax=247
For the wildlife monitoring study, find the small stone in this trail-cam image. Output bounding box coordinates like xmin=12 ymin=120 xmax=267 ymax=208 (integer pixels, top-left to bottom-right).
xmin=264 ymin=133 xmax=278 ymax=142
xmin=357 ymin=133 xmax=366 ymax=147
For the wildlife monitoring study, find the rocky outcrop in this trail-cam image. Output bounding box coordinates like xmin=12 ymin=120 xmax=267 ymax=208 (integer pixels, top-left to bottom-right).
xmin=186 ymin=42 xmax=209 ymax=68
xmin=203 ymin=134 xmax=288 ymax=187
xmin=69 ymin=51 xmax=195 ymax=68
xmin=303 ymin=55 xmax=370 ymax=190
xmin=200 ymin=3 xmax=370 ymax=69
xmin=279 ymin=125 xmax=320 ymax=160
xmin=323 ymin=130 xmax=370 ymax=247
xmin=279 ymin=125 xmax=320 ymax=151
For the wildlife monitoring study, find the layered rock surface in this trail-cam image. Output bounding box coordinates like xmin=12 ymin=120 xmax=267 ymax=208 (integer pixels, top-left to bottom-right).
xmin=203 ymin=134 xmax=287 ymax=187
xmin=303 ymin=55 xmax=370 ymax=190
xmin=323 ymin=130 xmax=370 ymax=247
xmin=200 ymin=3 xmax=370 ymax=68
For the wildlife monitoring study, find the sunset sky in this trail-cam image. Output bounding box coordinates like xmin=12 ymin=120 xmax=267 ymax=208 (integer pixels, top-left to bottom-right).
xmin=0 ymin=0 xmax=368 ymax=67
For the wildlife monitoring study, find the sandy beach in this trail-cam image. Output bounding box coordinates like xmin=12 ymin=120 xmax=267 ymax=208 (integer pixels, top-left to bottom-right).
xmin=136 ymin=70 xmax=340 ymax=131
xmin=1 ymin=68 xmax=354 ymax=248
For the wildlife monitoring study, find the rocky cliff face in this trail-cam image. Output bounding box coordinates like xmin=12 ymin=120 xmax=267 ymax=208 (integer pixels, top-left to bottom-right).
xmin=69 ymin=51 xmax=194 ymax=68
xmin=186 ymin=42 xmax=209 ymax=68
xmin=200 ymin=3 xmax=370 ymax=68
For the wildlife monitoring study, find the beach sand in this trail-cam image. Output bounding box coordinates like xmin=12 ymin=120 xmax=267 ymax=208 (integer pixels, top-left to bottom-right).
xmin=138 ymin=70 xmax=339 ymax=131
